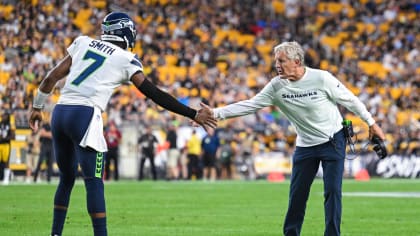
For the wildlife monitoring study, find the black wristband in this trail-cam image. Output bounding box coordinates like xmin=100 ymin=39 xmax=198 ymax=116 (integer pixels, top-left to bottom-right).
xmin=137 ymin=79 xmax=197 ymax=119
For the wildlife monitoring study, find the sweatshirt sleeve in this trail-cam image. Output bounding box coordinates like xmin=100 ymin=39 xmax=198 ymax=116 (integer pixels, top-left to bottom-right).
xmin=323 ymin=72 xmax=375 ymax=126
xmin=213 ymin=82 xmax=275 ymax=120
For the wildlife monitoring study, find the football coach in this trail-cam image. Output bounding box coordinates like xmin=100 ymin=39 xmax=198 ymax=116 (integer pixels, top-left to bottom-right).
xmin=206 ymin=41 xmax=386 ymax=236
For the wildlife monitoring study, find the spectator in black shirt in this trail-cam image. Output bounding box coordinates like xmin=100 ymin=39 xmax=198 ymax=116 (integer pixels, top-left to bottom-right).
xmin=33 ymin=121 xmax=54 ymax=183
xmin=138 ymin=126 xmax=159 ymax=181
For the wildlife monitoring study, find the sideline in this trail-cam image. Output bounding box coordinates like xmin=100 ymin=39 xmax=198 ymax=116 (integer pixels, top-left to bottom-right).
xmin=343 ymin=192 xmax=420 ymax=198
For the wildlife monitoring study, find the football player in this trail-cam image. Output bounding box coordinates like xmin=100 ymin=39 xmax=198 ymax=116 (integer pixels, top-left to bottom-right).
xmin=29 ymin=12 xmax=216 ymax=236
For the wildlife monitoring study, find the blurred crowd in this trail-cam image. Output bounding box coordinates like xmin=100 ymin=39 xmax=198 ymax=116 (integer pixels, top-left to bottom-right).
xmin=0 ymin=0 xmax=418 ymax=178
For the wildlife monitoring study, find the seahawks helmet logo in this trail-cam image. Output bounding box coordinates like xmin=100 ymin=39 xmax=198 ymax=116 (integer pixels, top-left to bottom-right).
xmin=101 ymin=12 xmax=137 ymax=49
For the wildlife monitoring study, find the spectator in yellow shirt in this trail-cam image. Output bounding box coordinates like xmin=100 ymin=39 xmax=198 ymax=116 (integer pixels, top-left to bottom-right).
xmin=186 ymin=129 xmax=201 ymax=180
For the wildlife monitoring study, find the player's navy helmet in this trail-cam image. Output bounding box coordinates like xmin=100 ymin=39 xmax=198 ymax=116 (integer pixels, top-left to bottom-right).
xmin=101 ymin=12 xmax=136 ymax=49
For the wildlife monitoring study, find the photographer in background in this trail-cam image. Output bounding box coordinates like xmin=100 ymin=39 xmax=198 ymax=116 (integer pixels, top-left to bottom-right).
xmin=207 ymin=41 xmax=386 ymax=236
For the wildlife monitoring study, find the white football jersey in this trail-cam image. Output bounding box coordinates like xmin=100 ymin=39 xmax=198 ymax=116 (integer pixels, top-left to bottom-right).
xmin=58 ymin=36 xmax=143 ymax=111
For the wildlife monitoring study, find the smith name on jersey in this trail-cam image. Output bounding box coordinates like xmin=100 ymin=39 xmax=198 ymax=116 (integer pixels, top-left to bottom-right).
xmin=58 ymin=36 xmax=143 ymax=111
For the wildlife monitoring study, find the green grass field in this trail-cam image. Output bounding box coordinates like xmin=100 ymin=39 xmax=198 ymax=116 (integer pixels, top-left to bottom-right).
xmin=1 ymin=179 xmax=419 ymax=236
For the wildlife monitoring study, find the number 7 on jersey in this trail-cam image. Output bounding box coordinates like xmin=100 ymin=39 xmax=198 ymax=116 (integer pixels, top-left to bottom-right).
xmin=71 ymin=50 xmax=106 ymax=86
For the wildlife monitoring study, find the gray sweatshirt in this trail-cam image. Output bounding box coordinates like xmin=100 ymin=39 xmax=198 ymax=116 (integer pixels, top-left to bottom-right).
xmin=213 ymin=67 xmax=375 ymax=147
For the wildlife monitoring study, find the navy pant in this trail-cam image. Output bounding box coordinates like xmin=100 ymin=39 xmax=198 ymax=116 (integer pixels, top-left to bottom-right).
xmin=284 ymin=130 xmax=345 ymax=236
xmin=51 ymin=104 xmax=102 ymax=180
xmin=50 ymin=104 xmax=107 ymax=235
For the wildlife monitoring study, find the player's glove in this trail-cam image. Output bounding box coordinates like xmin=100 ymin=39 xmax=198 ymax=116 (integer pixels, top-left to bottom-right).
xmin=371 ymin=135 xmax=387 ymax=159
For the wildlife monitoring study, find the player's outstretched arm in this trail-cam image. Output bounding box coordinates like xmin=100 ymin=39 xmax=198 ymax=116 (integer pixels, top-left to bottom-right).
xmin=131 ymin=72 xmax=217 ymax=131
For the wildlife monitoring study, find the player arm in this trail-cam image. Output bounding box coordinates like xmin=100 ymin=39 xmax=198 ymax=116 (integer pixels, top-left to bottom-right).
xmin=33 ymin=55 xmax=72 ymax=110
xmin=130 ymin=72 xmax=197 ymax=120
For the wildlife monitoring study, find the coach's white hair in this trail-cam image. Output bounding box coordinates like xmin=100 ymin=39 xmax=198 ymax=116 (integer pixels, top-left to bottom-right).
xmin=274 ymin=41 xmax=305 ymax=66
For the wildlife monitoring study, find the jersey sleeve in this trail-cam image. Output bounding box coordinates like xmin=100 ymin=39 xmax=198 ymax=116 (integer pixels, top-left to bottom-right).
xmin=124 ymin=54 xmax=143 ymax=81
xmin=66 ymin=36 xmax=86 ymax=57
xmin=323 ymin=71 xmax=375 ymax=126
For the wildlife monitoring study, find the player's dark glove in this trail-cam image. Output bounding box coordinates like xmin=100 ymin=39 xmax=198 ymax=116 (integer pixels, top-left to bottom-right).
xmin=371 ymin=135 xmax=387 ymax=159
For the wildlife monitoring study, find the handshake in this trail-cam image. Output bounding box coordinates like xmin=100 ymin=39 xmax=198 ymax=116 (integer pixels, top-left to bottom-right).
xmin=193 ymin=102 xmax=217 ymax=132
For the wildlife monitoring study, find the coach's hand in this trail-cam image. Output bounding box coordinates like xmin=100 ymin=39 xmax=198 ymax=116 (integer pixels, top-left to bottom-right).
xmin=368 ymin=123 xmax=385 ymax=141
xmin=194 ymin=102 xmax=217 ymax=132
xmin=29 ymin=108 xmax=43 ymax=132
